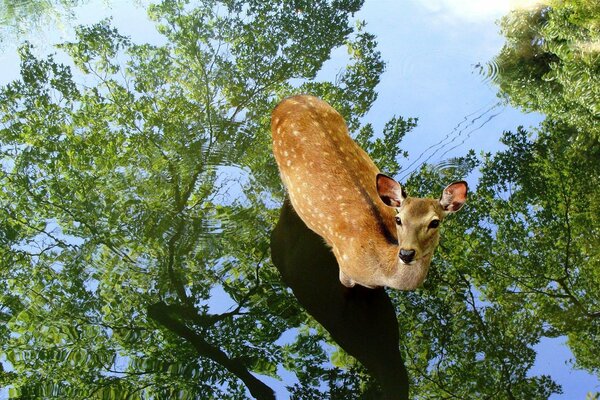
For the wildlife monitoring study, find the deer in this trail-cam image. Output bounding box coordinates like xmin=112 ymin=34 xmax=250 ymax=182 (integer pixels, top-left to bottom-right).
xmin=271 ymin=95 xmax=467 ymax=290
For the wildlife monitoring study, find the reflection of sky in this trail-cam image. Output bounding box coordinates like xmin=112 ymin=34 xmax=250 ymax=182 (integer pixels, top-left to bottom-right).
xmin=356 ymin=1 xmax=542 ymax=173
xmin=0 ymin=0 xmax=598 ymax=398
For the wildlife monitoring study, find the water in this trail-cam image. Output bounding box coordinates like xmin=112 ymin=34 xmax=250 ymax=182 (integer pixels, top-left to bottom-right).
xmin=0 ymin=0 xmax=598 ymax=399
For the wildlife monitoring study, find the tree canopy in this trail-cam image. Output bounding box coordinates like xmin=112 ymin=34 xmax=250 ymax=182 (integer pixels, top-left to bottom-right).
xmin=0 ymin=0 xmax=390 ymax=397
xmin=0 ymin=0 xmax=83 ymax=46
xmin=1 ymin=0 xmax=599 ymax=399
xmin=494 ymin=0 xmax=600 ymax=149
xmin=491 ymin=0 xmax=600 ymax=376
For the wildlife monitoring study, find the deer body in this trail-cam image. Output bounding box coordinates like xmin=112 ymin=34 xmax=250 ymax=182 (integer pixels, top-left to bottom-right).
xmin=271 ymin=95 xmax=467 ymax=290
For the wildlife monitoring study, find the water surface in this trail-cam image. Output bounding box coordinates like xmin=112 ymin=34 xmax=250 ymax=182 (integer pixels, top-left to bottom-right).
xmin=0 ymin=1 xmax=598 ymax=398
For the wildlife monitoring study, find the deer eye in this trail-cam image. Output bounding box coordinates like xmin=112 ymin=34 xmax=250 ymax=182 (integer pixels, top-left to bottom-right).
xmin=395 ymin=216 xmax=402 ymax=225
xmin=428 ymin=219 xmax=440 ymax=229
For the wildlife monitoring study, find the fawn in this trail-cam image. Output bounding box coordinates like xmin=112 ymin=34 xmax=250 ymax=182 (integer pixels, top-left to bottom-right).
xmin=272 ymin=95 xmax=467 ymax=289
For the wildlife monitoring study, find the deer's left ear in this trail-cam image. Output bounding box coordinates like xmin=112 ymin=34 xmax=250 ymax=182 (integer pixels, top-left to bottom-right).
xmin=376 ymin=174 xmax=407 ymax=207
xmin=440 ymin=181 xmax=468 ymax=213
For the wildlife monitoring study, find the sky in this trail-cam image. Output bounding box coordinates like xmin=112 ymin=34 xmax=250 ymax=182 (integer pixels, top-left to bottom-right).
xmin=355 ymin=0 xmax=540 ymax=171
xmin=0 ymin=0 xmax=598 ymax=398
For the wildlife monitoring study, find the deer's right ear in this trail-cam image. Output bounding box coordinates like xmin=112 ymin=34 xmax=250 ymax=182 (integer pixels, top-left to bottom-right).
xmin=439 ymin=181 xmax=468 ymax=213
xmin=376 ymin=174 xmax=406 ymax=207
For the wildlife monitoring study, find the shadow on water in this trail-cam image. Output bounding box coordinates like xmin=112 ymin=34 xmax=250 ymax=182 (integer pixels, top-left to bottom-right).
xmin=270 ymin=198 xmax=409 ymax=400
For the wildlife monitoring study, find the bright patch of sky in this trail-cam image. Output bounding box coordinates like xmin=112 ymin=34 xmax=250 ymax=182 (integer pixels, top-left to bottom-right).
xmin=417 ymin=0 xmax=547 ymax=23
xmin=349 ymin=0 xmax=543 ymax=181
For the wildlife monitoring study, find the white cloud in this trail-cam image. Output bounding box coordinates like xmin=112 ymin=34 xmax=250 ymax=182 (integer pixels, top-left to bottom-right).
xmin=416 ymin=0 xmax=548 ymax=23
xmin=509 ymin=0 xmax=549 ymax=11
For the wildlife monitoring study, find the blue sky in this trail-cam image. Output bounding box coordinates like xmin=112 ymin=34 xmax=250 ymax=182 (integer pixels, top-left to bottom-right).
xmin=0 ymin=0 xmax=598 ymax=398
xmin=356 ymin=0 xmax=540 ymax=167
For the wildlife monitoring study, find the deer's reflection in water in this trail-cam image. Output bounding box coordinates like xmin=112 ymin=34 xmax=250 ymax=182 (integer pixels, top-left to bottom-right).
xmin=271 ymin=199 xmax=409 ymax=400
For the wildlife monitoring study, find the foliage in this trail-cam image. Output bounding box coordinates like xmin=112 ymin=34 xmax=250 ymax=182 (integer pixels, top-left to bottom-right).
xmin=0 ymin=0 xmax=84 ymax=46
xmin=494 ymin=0 xmax=600 ymax=149
xmin=2 ymin=0 xmax=598 ymax=398
xmin=0 ymin=0 xmax=389 ymax=397
xmin=491 ymin=0 xmax=600 ymax=380
xmin=355 ymin=116 xmax=416 ymax=177
xmin=473 ymin=123 xmax=600 ymax=375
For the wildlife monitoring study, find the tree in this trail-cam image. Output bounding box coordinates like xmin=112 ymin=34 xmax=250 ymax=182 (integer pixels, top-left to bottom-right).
xmin=0 ymin=0 xmax=388 ymax=397
xmin=471 ymin=122 xmax=600 ymax=375
xmin=488 ymin=0 xmax=600 ymax=378
xmin=0 ymin=0 xmax=84 ymax=46
xmin=494 ymin=0 xmax=600 ymax=150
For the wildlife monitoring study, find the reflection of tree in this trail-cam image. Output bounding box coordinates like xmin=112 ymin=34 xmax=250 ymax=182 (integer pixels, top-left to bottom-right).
xmin=494 ymin=0 xmax=600 ymax=149
xmin=0 ymin=0 xmax=82 ymax=44
xmin=0 ymin=0 xmax=387 ymax=397
xmin=468 ymin=1 xmax=600 ymax=397
xmin=474 ymin=122 xmax=600 ymax=376
xmin=2 ymin=0 xmax=597 ymax=398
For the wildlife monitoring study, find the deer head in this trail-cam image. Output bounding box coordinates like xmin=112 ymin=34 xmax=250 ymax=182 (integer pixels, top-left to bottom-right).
xmin=272 ymin=95 xmax=467 ymax=290
xmin=374 ymin=173 xmax=467 ymax=288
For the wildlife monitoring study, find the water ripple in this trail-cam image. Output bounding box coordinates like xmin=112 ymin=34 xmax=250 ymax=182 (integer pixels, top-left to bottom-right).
xmin=474 ymin=59 xmax=501 ymax=84
xmin=400 ymin=102 xmax=503 ymax=181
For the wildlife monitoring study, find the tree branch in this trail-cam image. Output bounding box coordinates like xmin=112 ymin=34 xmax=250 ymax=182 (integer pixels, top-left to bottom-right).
xmin=147 ymin=301 xmax=275 ymax=400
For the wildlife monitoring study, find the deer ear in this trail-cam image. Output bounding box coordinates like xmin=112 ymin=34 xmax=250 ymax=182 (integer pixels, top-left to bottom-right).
xmin=376 ymin=174 xmax=406 ymax=207
xmin=440 ymin=181 xmax=468 ymax=213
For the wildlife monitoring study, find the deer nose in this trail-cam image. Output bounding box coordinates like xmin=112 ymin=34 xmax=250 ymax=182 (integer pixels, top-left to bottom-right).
xmin=399 ymin=249 xmax=416 ymax=264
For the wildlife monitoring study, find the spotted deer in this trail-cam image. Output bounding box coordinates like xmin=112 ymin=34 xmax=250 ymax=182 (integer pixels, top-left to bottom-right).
xmin=271 ymin=95 xmax=467 ymax=290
